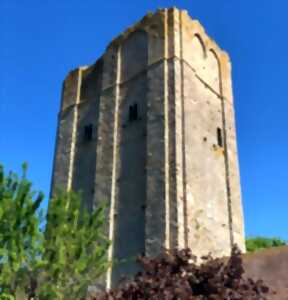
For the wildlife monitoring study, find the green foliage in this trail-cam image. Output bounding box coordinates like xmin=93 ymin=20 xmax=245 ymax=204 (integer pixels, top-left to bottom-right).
xmin=0 ymin=163 xmax=44 ymax=299
xmin=0 ymin=164 xmax=110 ymax=299
xmin=246 ymin=236 xmax=287 ymax=253
xmin=38 ymin=191 xmax=110 ymax=299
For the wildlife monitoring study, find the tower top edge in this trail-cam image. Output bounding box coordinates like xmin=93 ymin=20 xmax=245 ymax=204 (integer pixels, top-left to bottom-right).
xmin=62 ymin=7 xmax=231 ymax=82
xmin=103 ymin=7 xmax=230 ymax=61
xmin=106 ymin=7 xmax=189 ymax=50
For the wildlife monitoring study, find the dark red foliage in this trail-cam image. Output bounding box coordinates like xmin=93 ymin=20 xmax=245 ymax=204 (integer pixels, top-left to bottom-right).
xmin=95 ymin=246 xmax=270 ymax=300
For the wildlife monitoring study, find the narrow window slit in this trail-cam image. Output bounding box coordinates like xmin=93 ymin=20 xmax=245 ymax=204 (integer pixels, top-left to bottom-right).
xmin=217 ymin=127 xmax=223 ymax=147
xmin=129 ymin=103 xmax=138 ymax=122
xmin=84 ymin=124 xmax=93 ymax=141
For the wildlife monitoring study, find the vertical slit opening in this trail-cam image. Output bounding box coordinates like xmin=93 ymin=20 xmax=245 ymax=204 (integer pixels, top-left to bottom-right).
xmin=129 ymin=103 xmax=138 ymax=122
xmin=217 ymin=127 xmax=223 ymax=147
xmin=84 ymin=124 xmax=93 ymax=141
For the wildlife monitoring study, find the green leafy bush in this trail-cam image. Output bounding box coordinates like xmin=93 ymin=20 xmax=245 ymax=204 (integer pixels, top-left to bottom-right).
xmin=0 ymin=164 xmax=110 ymax=300
xmin=38 ymin=190 xmax=110 ymax=299
xmin=246 ymin=236 xmax=287 ymax=253
xmin=0 ymin=163 xmax=44 ymax=299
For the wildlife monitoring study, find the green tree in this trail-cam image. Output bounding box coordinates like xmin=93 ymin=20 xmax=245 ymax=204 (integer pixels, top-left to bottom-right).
xmin=38 ymin=190 xmax=110 ymax=299
xmin=0 ymin=165 xmax=110 ymax=299
xmin=0 ymin=164 xmax=44 ymax=299
xmin=246 ymin=236 xmax=287 ymax=253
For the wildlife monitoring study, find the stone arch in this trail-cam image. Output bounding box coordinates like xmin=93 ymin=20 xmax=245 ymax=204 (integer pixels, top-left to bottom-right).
xmin=121 ymin=30 xmax=148 ymax=81
xmin=186 ymin=33 xmax=206 ymax=74
xmin=205 ymin=49 xmax=221 ymax=93
xmin=191 ymin=33 xmax=206 ymax=59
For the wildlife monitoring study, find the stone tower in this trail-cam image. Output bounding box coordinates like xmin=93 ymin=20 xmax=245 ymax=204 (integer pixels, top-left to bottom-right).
xmin=51 ymin=8 xmax=245 ymax=287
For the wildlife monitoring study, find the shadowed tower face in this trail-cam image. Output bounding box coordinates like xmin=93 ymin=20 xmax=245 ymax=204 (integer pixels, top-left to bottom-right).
xmin=51 ymin=8 xmax=245 ymax=287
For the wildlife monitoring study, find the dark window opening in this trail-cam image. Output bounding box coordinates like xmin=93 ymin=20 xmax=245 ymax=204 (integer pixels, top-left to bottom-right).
xmin=217 ymin=127 xmax=223 ymax=147
xmin=84 ymin=124 xmax=93 ymax=141
xmin=129 ymin=103 xmax=138 ymax=122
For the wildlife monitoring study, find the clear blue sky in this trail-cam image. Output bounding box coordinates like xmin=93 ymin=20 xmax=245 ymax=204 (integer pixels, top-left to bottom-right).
xmin=1 ymin=0 xmax=287 ymax=240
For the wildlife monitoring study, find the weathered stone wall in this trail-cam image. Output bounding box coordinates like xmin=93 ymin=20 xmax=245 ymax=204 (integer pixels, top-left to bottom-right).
xmin=166 ymin=8 xmax=186 ymax=250
xmin=183 ymin=66 xmax=230 ymax=257
xmin=220 ymin=57 xmax=245 ymax=250
xmin=51 ymin=69 xmax=81 ymax=194
xmin=50 ymin=7 xmax=245 ymax=288
xmin=92 ymin=46 xmax=119 ymax=288
xmin=112 ymin=30 xmax=148 ymax=282
xmin=180 ymin=15 xmax=231 ymax=257
xmin=72 ymin=62 xmax=103 ymax=211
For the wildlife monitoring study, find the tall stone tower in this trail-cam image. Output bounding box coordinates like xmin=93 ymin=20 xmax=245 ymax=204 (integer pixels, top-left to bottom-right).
xmin=51 ymin=8 xmax=245 ymax=287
